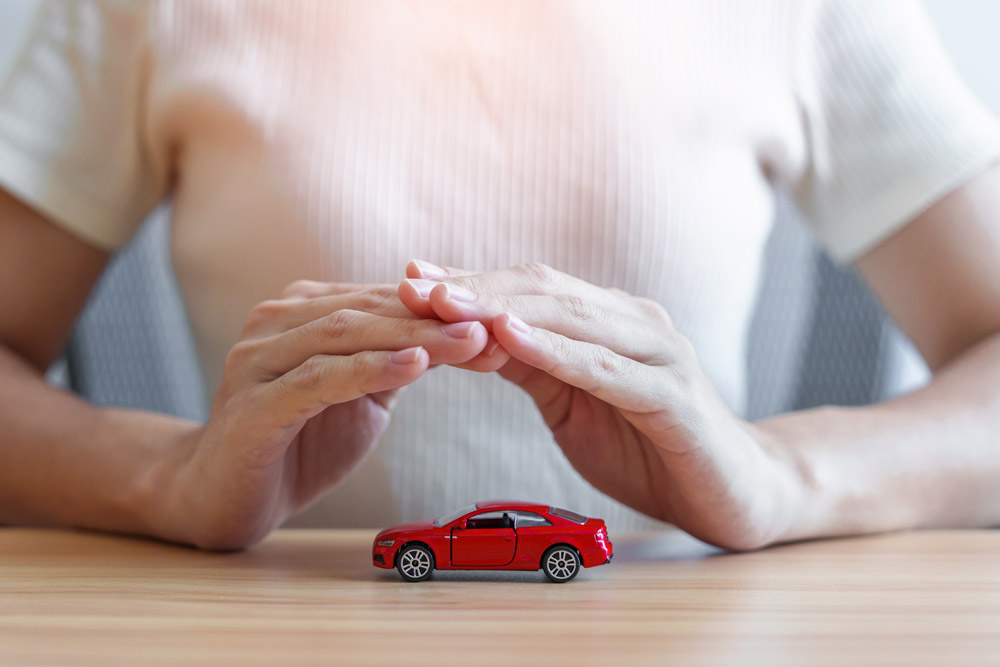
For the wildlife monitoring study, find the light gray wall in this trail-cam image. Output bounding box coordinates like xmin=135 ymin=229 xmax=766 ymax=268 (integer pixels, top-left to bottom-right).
xmin=924 ymin=0 xmax=1000 ymax=116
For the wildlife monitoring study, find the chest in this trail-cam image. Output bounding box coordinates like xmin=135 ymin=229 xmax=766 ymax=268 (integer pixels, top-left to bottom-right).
xmin=152 ymin=0 xmax=803 ymax=300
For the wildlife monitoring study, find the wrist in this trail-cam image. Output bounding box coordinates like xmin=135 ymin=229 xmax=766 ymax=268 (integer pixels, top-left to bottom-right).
xmin=748 ymin=419 xmax=821 ymax=545
xmin=128 ymin=417 xmax=203 ymax=545
xmin=753 ymin=406 xmax=882 ymax=545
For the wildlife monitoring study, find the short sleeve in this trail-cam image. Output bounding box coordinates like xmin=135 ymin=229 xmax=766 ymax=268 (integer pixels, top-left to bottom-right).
xmin=0 ymin=0 xmax=163 ymax=251
xmin=793 ymin=0 xmax=1000 ymax=262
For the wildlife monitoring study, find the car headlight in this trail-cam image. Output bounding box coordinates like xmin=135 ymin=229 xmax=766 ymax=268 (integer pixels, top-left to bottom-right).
xmin=376 ymin=539 xmax=395 ymax=547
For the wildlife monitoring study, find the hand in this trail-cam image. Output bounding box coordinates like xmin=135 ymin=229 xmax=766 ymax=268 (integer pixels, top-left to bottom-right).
xmin=399 ymin=261 xmax=805 ymax=550
xmin=160 ymin=280 xmax=505 ymax=550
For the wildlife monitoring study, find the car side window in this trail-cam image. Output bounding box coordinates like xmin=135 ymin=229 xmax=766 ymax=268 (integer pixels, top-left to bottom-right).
xmin=466 ymin=511 xmax=509 ymax=530
xmin=513 ymin=511 xmax=552 ymax=528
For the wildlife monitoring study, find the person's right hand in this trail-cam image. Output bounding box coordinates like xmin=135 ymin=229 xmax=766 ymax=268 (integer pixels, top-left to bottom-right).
xmin=156 ymin=280 xmax=503 ymax=550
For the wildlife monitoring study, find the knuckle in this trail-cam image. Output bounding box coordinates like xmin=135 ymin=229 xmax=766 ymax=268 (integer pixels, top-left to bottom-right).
xmin=493 ymin=293 xmax=518 ymax=313
xmin=291 ymin=355 xmax=329 ymax=394
xmin=219 ymin=388 xmax=254 ymax=420
xmin=243 ymin=299 xmax=290 ymax=334
xmin=518 ymin=262 xmax=559 ymax=287
xmin=634 ymin=297 xmax=673 ymax=327
xmin=557 ymin=294 xmax=596 ymax=323
xmin=544 ymin=335 xmax=573 ymax=373
xmin=281 ymin=279 xmax=319 ymax=299
xmin=593 ymin=347 xmax=622 ymax=377
xmin=319 ymin=309 xmax=363 ymax=340
xmin=669 ymin=334 xmax=699 ymax=371
xmin=350 ymin=351 xmax=382 ymax=392
xmin=351 ymin=350 xmax=376 ymax=377
xmin=224 ymin=340 xmax=262 ymax=373
xmin=674 ymin=332 xmax=696 ymax=357
xmin=398 ymin=316 xmax=424 ymax=339
xmin=349 ymin=286 xmax=396 ymax=313
xmin=580 ymin=347 xmax=624 ymax=394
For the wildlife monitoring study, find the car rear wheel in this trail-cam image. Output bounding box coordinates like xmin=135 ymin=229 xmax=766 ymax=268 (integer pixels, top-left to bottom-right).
xmin=396 ymin=544 xmax=435 ymax=582
xmin=542 ymin=545 xmax=580 ymax=583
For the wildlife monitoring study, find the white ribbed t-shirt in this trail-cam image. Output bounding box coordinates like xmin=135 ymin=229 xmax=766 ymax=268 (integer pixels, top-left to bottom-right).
xmin=1 ymin=0 xmax=999 ymax=529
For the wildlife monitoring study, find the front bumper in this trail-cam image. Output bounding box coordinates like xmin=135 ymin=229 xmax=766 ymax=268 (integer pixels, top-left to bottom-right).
xmin=372 ymin=542 xmax=396 ymax=569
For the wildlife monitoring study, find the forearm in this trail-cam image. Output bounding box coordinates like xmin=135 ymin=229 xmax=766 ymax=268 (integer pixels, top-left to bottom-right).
xmin=761 ymin=332 xmax=1000 ymax=542
xmin=0 ymin=344 xmax=198 ymax=540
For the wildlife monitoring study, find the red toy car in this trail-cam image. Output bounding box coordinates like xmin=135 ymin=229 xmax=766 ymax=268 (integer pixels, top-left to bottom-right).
xmin=372 ymin=500 xmax=613 ymax=583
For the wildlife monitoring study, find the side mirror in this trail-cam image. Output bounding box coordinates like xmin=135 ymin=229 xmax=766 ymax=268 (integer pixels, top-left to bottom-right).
xmin=453 ymin=520 xmax=467 ymax=530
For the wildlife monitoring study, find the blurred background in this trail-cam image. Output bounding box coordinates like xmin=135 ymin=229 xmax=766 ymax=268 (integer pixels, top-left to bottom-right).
xmin=1 ymin=0 xmax=998 ymax=422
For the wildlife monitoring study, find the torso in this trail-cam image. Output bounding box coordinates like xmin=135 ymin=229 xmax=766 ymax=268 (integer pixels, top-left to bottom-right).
xmin=143 ymin=0 xmax=807 ymax=528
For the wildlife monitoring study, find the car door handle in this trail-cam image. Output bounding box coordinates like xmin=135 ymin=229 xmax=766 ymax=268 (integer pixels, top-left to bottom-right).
xmin=502 ymin=538 xmax=513 ymax=542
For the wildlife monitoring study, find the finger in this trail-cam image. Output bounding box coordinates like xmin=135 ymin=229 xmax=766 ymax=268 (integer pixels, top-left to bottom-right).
xmin=399 ymin=261 xmax=558 ymax=319
xmin=397 ymin=278 xmax=441 ymax=319
xmin=399 ymin=270 xmax=650 ymax=330
xmin=420 ymin=283 xmax=669 ymax=364
xmin=400 ymin=259 xmax=481 ymax=317
xmin=281 ymin=279 xmax=389 ymax=300
xmin=449 ymin=264 xmax=670 ymax=327
xmin=231 ymin=310 xmax=489 ymax=380
xmin=396 ymin=279 xmax=515 ymax=371
xmin=404 ymin=260 xmax=666 ymax=325
xmin=244 ymin=287 xmax=418 ymax=338
xmin=405 ymin=259 xmax=479 ymax=280
xmin=259 ymin=347 xmax=429 ymax=427
xmin=426 ymin=262 xmax=568 ymax=297
xmin=492 ymin=312 xmax=682 ymax=415
xmin=448 ymin=333 xmax=512 ymax=372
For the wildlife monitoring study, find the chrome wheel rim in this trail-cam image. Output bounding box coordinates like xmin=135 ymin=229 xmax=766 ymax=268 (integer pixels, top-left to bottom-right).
xmin=546 ymin=549 xmax=578 ymax=580
xmin=400 ymin=548 xmax=431 ymax=579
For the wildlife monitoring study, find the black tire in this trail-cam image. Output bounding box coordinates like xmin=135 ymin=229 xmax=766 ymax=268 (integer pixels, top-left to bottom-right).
xmin=396 ymin=544 xmax=435 ymax=582
xmin=541 ymin=545 xmax=581 ymax=583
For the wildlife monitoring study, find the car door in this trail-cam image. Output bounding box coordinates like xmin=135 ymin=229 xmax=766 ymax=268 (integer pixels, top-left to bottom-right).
xmin=512 ymin=511 xmax=554 ymax=562
xmin=451 ymin=511 xmax=516 ymax=566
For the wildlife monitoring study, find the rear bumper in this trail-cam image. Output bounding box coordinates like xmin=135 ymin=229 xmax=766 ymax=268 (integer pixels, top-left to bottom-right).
xmin=581 ymin=541 xmax=614 ymax=568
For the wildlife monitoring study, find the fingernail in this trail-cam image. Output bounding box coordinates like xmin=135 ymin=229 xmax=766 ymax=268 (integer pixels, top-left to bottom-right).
xmin=404 ymin=279 xmax=437 ymax=299
xmin=443 ymin=283 xmax=477 ymax=302
xmin=411 ymin=259 xmax=448 ymax=280
xmin=486 ymin=340 xmax=501 ymax=356
xmin=389 ymin=347 xmax=423 ymax=364
xmin=441 ymin=322 xmax=478 ymax=339
xmin=506 ymin=314 xmax=531 ymax=334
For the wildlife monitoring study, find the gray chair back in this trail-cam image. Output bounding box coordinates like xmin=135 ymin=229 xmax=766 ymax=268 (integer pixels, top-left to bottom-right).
xmin=744 ymin=192 xmax=915 ymax=420
xmin=60 ymin=206 xmax=206 ymax=421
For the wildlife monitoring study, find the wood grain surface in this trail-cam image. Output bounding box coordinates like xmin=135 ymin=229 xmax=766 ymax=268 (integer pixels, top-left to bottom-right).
xmin=0 ymin=528 xmax=998 ymax=666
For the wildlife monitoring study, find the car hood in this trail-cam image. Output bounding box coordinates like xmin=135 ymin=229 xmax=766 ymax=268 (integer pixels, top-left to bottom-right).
xmin=376 ymin=520 xmax=437 ymax=540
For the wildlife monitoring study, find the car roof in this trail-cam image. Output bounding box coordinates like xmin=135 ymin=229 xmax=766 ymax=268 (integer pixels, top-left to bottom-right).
xmin=474 ymin=500 xmax=550 ymax=513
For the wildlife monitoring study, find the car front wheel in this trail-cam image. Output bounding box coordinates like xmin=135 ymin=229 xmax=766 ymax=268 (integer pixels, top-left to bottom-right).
xmin=542 ymin=545 xmax=580 ymax=583
xmin=396 ymin=544 xmax=435 ymax=582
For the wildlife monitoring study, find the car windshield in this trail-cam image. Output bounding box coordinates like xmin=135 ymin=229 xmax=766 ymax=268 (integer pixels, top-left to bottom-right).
xmin=433 ymin=504 xmax=477 ymax=527
xmin=549 ymin=507 xmax=588 ymax=524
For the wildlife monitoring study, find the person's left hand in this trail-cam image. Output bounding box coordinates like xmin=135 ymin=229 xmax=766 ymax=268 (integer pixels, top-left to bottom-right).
xmin=398 ymin=260 xmax=806 ymax=550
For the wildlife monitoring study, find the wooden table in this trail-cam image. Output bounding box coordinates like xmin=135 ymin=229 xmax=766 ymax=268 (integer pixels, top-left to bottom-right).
xmin=1 ymin=528 xmax=998 ymax=666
